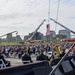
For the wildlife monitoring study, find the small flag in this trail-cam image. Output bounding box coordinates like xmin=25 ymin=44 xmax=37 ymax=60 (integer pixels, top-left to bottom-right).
xmin=46 ymin=24 xmax=50 ymax=35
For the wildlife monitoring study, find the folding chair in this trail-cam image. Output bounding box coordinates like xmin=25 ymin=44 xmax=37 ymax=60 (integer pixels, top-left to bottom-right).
xmin=22 ymin=60 xmax=30 ymax=64
xmin=0 ymin=59 xmax=6 ymax=68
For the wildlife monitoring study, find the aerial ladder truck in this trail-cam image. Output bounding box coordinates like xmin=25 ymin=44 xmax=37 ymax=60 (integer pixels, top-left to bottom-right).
xmin=0 ymin=31 xmax=18 ymax=42
xmin=26 ymin=19 xmax=46 ymax=44
xmin=0 ymin=30 xmax=18 ymax=38
xmin=50 ymin=18 xmax=75 ymax=42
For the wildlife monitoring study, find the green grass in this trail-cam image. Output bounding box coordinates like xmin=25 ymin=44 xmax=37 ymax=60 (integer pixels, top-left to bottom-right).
xmin=0 ymin=39 xmax=61 ymax=45
xmin=0 ymin=42 xmax=21 ymax=45
xmin=50 ymin=39 xmax=61 ymax=43
xmin=43 ymin=39 xmax=61 ymax=44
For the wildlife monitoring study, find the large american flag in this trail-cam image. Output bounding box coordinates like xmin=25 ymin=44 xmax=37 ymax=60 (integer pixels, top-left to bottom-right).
xmin=46 ymin=24 xmax=50 ymax=35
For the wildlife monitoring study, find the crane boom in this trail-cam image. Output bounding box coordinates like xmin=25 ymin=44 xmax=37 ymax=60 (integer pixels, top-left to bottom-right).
xmin=50 ymin=18 xmax=75 ymax=34
xmin=0 ymin=30 xmax=18 ymax=37
xmin=26 ymin=19 xmax=46 ymax=42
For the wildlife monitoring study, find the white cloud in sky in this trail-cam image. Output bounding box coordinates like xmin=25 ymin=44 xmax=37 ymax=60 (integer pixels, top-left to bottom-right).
xmin=0 ymin=0 xmax=75 ymax=37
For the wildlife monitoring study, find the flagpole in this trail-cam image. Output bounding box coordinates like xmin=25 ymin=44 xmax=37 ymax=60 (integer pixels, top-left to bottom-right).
xmin=48 ymin=0 xmax=51 ymax=24
xmin=46 ymin=0 xmax=51 ymax=41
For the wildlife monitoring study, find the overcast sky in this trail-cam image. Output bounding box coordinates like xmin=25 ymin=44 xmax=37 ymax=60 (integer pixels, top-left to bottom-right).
xmin=0 ymin=0 xmax=75 ymax=38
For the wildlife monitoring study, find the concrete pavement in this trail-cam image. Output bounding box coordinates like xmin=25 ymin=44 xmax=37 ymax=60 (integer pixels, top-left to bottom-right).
xmin=5 ymin=54 xmax=37 ymax=66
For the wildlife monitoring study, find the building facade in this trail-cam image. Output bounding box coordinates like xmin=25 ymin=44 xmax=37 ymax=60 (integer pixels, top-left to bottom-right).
xmin=28 ymin=32 xmax=43 ymax=40
xmin=6 ymin=33 xmax=12 ymax=42
xmin=50 ymin=30 xmax=56 ymax=40
xmin=59 ymin=30 xmax=71 ymax=39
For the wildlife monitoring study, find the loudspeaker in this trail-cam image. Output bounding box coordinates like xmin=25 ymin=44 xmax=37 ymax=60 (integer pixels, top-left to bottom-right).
xmin=33 ymin=66 xmax=52 ymax=75
xmin=61 ymin=60 xmax=73 ymax=73
xmin=52 ymin=65 xmax=63 ymax=75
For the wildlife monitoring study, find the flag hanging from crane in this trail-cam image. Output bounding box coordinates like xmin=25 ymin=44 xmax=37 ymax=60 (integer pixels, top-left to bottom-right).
xmin=46 ymin=24 xmax=50 ymax=35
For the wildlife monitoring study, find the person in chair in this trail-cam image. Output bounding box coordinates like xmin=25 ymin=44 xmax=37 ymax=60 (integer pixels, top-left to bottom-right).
xmin=0 ymin=50 xmax=11 ymax=67
xmin=22 ymin=49 xmax=33 ymax=64
xmin=36 ymin=49 xmax=50 ymax=61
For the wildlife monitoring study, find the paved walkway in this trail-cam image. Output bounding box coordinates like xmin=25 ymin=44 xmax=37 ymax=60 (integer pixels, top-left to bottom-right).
xmin=6 ymin=58 xmax=23 ymax=66
xmin=6 ymin=54 xmax=36 ymax=66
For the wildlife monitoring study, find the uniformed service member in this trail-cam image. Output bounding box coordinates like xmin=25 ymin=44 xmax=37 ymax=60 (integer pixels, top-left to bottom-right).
xmin=22 ymin=49 xmax=33 ymax=64
xmin=36 ymin=49 xmax=50 ymax=61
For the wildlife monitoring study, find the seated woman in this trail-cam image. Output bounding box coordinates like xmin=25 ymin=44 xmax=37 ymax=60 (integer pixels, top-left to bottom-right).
xmin=0 ymin=50 xmax=11 ymax=67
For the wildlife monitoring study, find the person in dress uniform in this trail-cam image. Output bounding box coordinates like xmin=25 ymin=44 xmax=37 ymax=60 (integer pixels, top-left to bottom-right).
xmin=36 ymin=49 xmax=50 ymax=61
xmin=22 ymin=49 xmax=33 ymax=64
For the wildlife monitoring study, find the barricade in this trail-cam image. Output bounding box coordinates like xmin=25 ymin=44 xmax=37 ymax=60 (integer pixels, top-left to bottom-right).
xmin=51 ymin=56 xmax=75 ymax=66
xmin=0 ymin=61 xmax=49 ymax=75
xmin=51 ymin=56 xmax=75 ymax=75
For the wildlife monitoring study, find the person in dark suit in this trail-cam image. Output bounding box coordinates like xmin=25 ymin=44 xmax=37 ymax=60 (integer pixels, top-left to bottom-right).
xmin=36 ymin=50 xmax=50 ymax=61
xmin=0 ymin=50 xmax=11 ymax=67
xmin=22 ymin=49 xmax=33 ymax=64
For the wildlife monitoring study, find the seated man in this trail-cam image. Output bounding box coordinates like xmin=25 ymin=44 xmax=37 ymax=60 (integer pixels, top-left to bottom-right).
xmin=36 ymin=49 xmax=50 ymax=61
xmin=22 ymin=49 xmax=33 ymax=64
xmin=0 ymin=50 xmax=11 ymax=67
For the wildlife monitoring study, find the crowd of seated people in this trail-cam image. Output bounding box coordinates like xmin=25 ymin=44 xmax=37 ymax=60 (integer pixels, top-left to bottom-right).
xmin=0 ymin=43 xmax=75 ymax=68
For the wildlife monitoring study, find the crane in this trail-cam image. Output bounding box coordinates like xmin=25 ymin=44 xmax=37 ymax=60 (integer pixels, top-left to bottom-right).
xmin=0 ymin=30 xmax=18 ymax=38
xmin=26 ymin=19 xmax=46 ymax=44
xmin=50 ymin=18 xmax=75 ymax=34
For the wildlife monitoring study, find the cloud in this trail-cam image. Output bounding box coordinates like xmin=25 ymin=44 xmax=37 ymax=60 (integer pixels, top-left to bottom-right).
xmin=0 ymin=0 xmax=75 ymax=36
xmin=68 ymin=17 xmax=75 ymax=19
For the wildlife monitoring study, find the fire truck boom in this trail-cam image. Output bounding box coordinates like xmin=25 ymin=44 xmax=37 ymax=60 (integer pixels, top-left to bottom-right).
xmin=0 ymin=30 xmax=18 ymax=37
xmin=50 ymin=18 xmax=75 ymax=34
xmin=26 ymin=19 xmax=46 ymax=42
